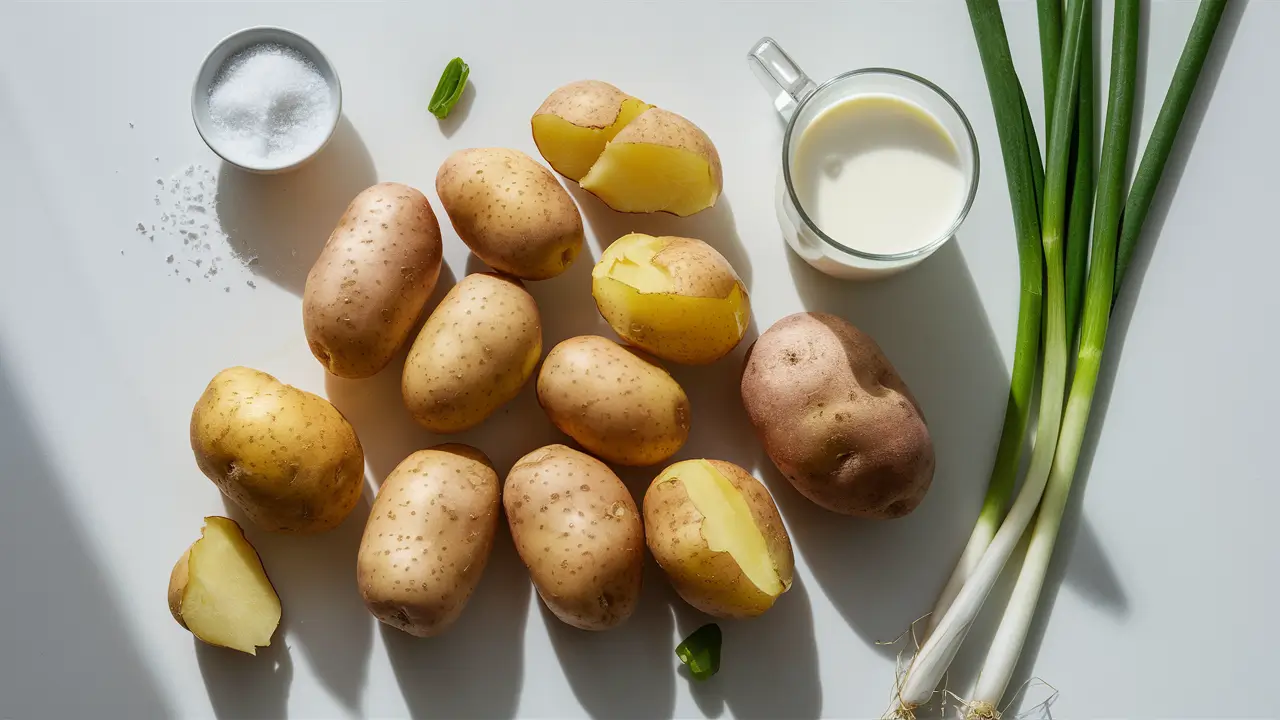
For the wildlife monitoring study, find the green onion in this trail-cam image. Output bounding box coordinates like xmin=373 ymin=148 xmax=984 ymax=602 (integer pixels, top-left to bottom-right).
xmin=1114 ymin=0 xmax=1228 ymax=298
xmin=898 ymin=0 xmax=1087 ymax=708
xmin=675 ymin=623 xmax=721 ymax=681
xmin=1037 ymin=0 xmax=1063 ymax=123
xmin=922 ymin=13 xmax=1045 ymax=638
xmin=429 ymin=57 xmax=470 ymax=119
xmin=970 ymin=0 xmax=1136 ymax=710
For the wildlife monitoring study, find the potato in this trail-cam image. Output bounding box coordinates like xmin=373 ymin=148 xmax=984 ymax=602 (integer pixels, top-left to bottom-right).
xmin=168 ymin=516 xmax=281 ymax=655
xmin=741 ymin=312 xmax=935 ymax=518
xmin=436 ymin=148 xmax=584 ymax=280
xmin=531 ymin=80 xmax=651 ymax=181
xmin=504 ymin=444 xmax=644 ymax=630
xmin=303 ymin=182 xmax=443 ymax=379
xmin=644 ymin=460 xmax=793 ymax=618
xmin=402 ymin=273 xmax=542 ymax=433
xmin=357 ymin=444 xmax=500 ymax=637
xmin=537 ymin=336 xmax=690 ymax=466
xmin=191 ymin=366 xmax=365 ymax=533
xmin=592 ymin=233 xmax=750 ymax=365
xmin=579 ymin=107 xmax=722 ymax=217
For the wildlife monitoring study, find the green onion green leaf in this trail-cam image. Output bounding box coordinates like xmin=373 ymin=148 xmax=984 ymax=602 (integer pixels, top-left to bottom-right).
xmin=429 ymin=57 xmax=470 ymax=119
xmin=675 ymin=623 xmax=722 ymax=681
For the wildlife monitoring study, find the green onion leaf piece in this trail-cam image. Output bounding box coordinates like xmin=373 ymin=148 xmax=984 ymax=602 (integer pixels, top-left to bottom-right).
xmin=675 ymin=623 xmax=722 ymax=681
xmin=429 ymin=57 xmax=470 ymax=119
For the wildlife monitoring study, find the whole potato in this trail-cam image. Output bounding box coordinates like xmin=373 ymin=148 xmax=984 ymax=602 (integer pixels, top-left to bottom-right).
xmin=402 ymin=273 xmax=542 ymax=433
xmin=357 ymin=444 xmax=500 ymax=637
xmin=592 ymin=233 xmax=750 ymax=365
xmin=537 ymin=336 xmax=690 ymax=466
xmin=504 ymin=444 xmax=644 ymax=630
xmin=741 ymin=312 xmax=934 ymax=518
xmin=303 ymin=182 xmax=443 ymax=379
xmin=191 ymin=367 xmax=365 ymax=533
xmin=436 ymin=148 xmax=584 ymax=280
xmin=644 ymin=459 xmax=793 ymax=618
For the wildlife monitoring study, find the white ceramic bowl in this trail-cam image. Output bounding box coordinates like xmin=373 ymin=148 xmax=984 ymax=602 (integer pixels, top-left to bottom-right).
xmin=191 ymin=26 xmax=341 ymax=174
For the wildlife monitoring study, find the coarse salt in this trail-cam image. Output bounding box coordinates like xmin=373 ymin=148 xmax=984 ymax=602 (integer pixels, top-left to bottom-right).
xmin=207 ymin=43 xmax=331 ymax=167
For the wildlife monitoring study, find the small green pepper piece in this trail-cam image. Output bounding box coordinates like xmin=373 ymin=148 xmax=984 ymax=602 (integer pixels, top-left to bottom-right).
xmin=675 ymin=623 xmax=722 ymax=681
xmin=429 ymin=57 xmax=470 ymax=119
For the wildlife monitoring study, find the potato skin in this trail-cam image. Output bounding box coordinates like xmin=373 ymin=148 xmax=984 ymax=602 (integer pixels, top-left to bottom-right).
xmin=168 ymin=546 xmax=192 ymax=628
xmin=536 ymin=336 xmax=690 ymax=466
xmin=436 ymin=148 xmax=584 ymax=280
xmin=357 ymin=445 xmax=500 ymax=637
xmin=533 ymin=80 xmax=637 ymax=129
xmin=402 ymin=273 xmax=543 ymax=433
xmin=644 ymin=460 xmax=794 ymax=618
xmin=303 ymin=182 xmax=443 ymax=379
xmin=504 ymin=445 xmax=644 ymax=630
xmin=741 ymin=312 xmax=935 ymax=518
xmin=190 ymin=367 xmax=366 ymax=533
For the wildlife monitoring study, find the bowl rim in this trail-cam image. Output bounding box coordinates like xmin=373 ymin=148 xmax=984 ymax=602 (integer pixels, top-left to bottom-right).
xmin=190 ymin=25 xmax=343 ymax=174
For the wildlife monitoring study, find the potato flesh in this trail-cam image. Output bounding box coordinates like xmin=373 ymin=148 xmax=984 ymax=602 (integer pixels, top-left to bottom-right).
xmin=533 ymin=98 xmax=649 ymax=181
xmin=580 ymin=143 xmax=717 ymax=217
xmin=181 ymin=517 xmax=281 ymax=655
xmin=671 ymin=461 xmax=782 ymax=595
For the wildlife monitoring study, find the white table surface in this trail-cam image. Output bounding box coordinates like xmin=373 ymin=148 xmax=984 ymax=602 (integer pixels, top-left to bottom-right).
xmin=0 ymin=1 xmax=1273 ymax=718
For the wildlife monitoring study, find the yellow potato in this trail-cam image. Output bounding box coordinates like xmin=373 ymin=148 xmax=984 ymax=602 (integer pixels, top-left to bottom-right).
xmin=644 ymin=460 xmax=793 ymax=618
xmin=436 ymin=148 xmax=584 ymax=280
xmin=741 ymin=312 xmax=935 ymax=518
xmin=536 ymin=336 xmax=690 ymax=466
xmin=190 ymin=367 xmax=365 ymax=533
xmin=168 ymin=516 xmax=281 ymax=655
xmin=592 ymin=233 xmax=750 ymax=365
xmin=504 ymin=444 xmax=644 ymax=630
xmin=579 ymin=108 xmax=722 ymax=217
xmin=531 ymin=80 xmax=651 ymax=181
xmin=402 ymin=273 xmax=542 ymax=433
xmin=357 ymin=444 xmax=500 ymax=637
xmin=303 ymin=182 xmax=443 ymax=379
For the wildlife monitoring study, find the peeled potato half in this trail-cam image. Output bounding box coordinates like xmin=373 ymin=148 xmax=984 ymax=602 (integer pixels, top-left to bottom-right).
xmin=644 ymin=459 xmax=793 ymax=618
xmin=580 ymin=108 xmax=722 ymax=217
xmin=168 ymin=516 xmax=281 ymax=655
xmin=592 ymin=233 xmax=749 ymax=365
xmin=532 ymin=80 xmax=651 ymax=181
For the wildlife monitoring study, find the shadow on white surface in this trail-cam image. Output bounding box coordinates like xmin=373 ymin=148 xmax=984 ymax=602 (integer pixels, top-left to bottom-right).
xmin=779 ymin=240 xmax=1012 ymax=653
xmin=568 ymin=187 xmax=755 ymax=291
xmin=220 ymin=493 xmax=376 ymax=713
xmin=0 ymin=358 xmax=173 ymax=718
xmin=216 ymin=115 xmax=378 ymax=295
xmin=196 ymin=635 xmax=293 ymax=719
xmin=1000 ymin=3 xmax=1245 ymax=713
xmin=381 ymin=521 xmax=531 ymax=719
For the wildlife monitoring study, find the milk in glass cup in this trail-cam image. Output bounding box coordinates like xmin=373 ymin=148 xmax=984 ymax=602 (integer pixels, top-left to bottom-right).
xmin=748 ymin=38 xmax=979 ymax=280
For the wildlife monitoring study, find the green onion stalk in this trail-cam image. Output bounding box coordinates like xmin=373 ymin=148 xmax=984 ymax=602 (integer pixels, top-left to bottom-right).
xmin=969 ymin=1 xmax=1226 ymax=715
xmin=896 ymin=0 xmax=1087 ymax=710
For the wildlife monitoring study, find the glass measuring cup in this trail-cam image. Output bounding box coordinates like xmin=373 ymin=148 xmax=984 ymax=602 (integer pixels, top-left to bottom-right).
xmin=748 ymin=38 xmax=980 ymax=279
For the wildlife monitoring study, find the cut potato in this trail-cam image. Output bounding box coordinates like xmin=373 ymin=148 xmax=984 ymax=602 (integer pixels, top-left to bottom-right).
xmin=580 ymin=108 xmax=722 ymax=217
xmin=644 ymin=460 xmax=793 ymax=618
xmin=532 ymin=80 xmax=651 ymax=181
xmin=168 ymin=516 xmax=281 ymax=655
xmin=592 ymin=233 xmax=749 ymax=364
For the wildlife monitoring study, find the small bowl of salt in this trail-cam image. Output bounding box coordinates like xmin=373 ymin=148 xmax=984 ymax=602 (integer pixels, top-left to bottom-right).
xmin=192 ymin=27 xmax=341 ymax=174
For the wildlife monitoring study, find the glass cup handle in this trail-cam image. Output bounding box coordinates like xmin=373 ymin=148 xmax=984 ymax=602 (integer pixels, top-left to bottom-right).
xmin=747 ymin=37 xmax=817 ymax=122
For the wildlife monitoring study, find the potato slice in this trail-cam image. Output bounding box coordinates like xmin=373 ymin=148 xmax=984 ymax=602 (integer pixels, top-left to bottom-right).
xmin=579 ymin=108 xmax=722 ymax=217
xmin=644 ymin=460 xmax=793 ymax=618
xmin=168 ymin=516 xmax=281 ymax=655
xmin=592 ymin=233 xmax=749 ymax=364
xmin=532 ymin=80 xmax=651 ymax=181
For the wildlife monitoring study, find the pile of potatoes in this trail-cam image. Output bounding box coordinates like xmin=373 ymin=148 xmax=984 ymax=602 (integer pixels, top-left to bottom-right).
xmin=169 ymin=79 xmax=935 ymax=656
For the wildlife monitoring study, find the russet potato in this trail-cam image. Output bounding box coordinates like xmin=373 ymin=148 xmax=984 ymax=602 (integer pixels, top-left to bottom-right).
xmin=741 ymin=312 xmax=935 ymax=518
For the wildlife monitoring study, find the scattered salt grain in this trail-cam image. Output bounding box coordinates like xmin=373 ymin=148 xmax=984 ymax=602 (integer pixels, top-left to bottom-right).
xmin=206 ymin=43 xmax=331 ymax=167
